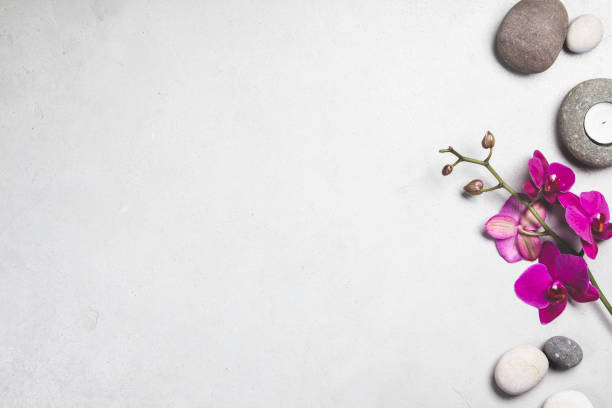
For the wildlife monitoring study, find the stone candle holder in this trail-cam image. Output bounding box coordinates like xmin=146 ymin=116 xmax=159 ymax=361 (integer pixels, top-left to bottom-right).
xmin=559 ymin=78 xmax=612 ymax=168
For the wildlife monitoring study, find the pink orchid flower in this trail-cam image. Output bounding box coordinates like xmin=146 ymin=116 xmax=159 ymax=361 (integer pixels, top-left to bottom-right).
xmin=523 ymin=150 xmax=575 ymax=204
xmin=559 ymin=191 xmax=612 ymax=259
xmin=514 ymin=242 xmax=599 ymax=324
xmin=485 ymin=195 xmax=546 ymax=262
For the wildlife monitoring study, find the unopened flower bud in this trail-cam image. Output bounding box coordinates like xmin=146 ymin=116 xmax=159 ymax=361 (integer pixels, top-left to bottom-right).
xmin=464 ymin=179 xmax=484 ymax=195
xmin=442 ymin=164 xmax=453 ymax=175
xmin=481 ymin=131 xmax=495 ymax=149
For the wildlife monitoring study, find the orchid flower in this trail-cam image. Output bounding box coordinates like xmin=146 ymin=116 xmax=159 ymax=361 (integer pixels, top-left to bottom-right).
xmin=514 ymin=242 xmax=599 ymax=324
xmin=559 ymin=191 xmax=612 ymax=259
xmin=523 ymin=150 xmax=575 ymax=204
xmin=485 ymin=195 xmax=546 ymax=262
xmin=440 ymin=139 xmax=612 ymax=325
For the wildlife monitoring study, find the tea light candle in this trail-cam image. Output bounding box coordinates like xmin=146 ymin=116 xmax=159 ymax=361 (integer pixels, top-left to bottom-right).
xmin=584 ymin=102 xmax=612 ymax=145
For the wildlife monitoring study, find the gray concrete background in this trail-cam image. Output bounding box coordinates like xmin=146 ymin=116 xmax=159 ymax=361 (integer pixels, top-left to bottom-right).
xmin=1 ymin=0 xmax=612 ymax=406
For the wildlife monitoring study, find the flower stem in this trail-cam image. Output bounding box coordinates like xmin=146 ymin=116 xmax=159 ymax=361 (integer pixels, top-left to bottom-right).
xmin=518 ymin=228 xmax=549 ymax=237
xmin=485 ymin=147 xmax=494 ymax=162
xmin=481 ymin=184 xmax=503 ymax=193
xmin=588 ymin=269 xmax=612 ymax=316
xmin=440 ymin=147 xmax=612 ymax=318
xmin=439 ymin=147 xmax=575 ymax=252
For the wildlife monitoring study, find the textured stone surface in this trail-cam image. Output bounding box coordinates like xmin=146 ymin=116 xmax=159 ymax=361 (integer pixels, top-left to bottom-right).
xmin=543 ymin=390 xmax=594 ymax=408
xmin=495 ymin=0 xmax=568 ymax=74
xmin=543 ymin=336 xmax=583 ymax=369
xmin=558 ymin=78 xmax=612 ymax=167
xmin=494 ymin=345 xmax=548 ymax=396
xmin=566 ymin=15 xmax=604 ymax=54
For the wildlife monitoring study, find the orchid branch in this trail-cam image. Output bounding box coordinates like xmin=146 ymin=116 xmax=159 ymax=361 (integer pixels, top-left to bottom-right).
xmin=439 ymin=146 xmax=612 ymax=318
xmin=439 ymin=147 xmax=573 ymax=252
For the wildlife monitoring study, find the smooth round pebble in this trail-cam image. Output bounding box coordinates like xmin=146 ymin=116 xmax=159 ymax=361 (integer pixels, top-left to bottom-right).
xmin=566 ymin=15 xmax=604 ymax=54
xmin=495 ymin=0 xmax=568 ymax=73
xmin=494 ymin=345 xmax=548 ymax=396
xmin=543 ymin=336 xmax=583 ymax=369
xmin=543 ymin=390 xmax=593 ymax=408
xmin=558 ymin=78 xmax=612 ymax=167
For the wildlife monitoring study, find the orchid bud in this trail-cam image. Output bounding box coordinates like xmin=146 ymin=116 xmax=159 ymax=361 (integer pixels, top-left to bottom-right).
xmin=464 ymin=179 xmax=484 ymax=195
xmin=442 ymin=164 xmax=453 ymax=175
xmin=481 ymin=131 xmax=495 ymax=149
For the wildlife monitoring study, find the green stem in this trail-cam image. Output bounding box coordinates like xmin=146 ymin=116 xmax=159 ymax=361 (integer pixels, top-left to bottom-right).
xmin=485 ymin=147 xmax=494 ymax=162
xmin=441 ymin=146 xmax=612 ymax=317
xmin=481 ymin=184 xmax=503 ymax=193
xmin=440 ymin=147 xmax=575 ymax=252
xmin=588 ymin=269 xmax=612 ymax=316
xmin=518 ymin=228 xmax=549 ymax=237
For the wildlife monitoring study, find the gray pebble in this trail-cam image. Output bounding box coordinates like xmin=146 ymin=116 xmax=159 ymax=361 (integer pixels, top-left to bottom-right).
xmin=495 ymin=0 xmax=568 ymax=74
xmin=543 ymin=336 xmax=583 ymax=369
xmin=558 ymin=79 xmax=612 ymax=167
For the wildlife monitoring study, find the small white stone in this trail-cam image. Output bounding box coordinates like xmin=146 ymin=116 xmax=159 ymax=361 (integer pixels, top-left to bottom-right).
xmin=494 ymin=345 xmax=548 ymax=396
xmin=543 ymin=390 xmax=594 ymax=408
xmin=566 ymin=15 xmax=604 ymax=53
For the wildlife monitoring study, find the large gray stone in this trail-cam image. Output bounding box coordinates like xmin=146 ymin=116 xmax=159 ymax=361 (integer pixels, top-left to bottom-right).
xmin=558 ymin=78 xmax=612 ymax=167
xmin=543 ymin=336 xmax=583 ymax=369
xmin=495 ymin=0 xmax=568 ymax=74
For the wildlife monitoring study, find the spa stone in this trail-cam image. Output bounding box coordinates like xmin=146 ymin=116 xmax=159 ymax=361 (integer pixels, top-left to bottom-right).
xmin=559 ymin=78 xmax=612 ymax=167
xmin=494 ymin=345 xmax=548 ymax=395
xmin=566 ymin=15 xmax=604 ymax=54
xmin=543 ymin=336 xmax=583 ymax=369
xmin=495 ymin=0 xmax=568 ymax=74
xmin=543 ymin=390 xmax=594 ymax=408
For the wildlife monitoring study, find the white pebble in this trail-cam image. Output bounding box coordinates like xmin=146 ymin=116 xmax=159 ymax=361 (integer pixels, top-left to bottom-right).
xmin=566 ymin=15 xmax=604 ymax=53
xmin=543 ymin=390 xmax=593 ymax=408
xmin=494 ymin=345 xmax=548 ymax=395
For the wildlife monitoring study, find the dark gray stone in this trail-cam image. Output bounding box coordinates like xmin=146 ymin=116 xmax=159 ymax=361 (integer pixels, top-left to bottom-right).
xmin=542 ymin=336 xmax=583 ymax=369
xmin=496 ymin=0 xmax=568 ymax=74
xmin=558 ymin=79 xmax=612 ymax=168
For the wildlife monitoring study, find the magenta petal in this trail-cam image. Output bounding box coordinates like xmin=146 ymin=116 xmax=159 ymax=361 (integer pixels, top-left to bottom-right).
xmin=485 ymin=215 xmax=518 ymax=239
xmin=533 ymin=150 xmax=549 ymax=169
xmin=543 ymin=192 xmax=558 ymax=204
xmin=558 ymin=192 xmax=580 ymax=209
xmin=539 ymin=300 xmax=567 ymax=324
xmin=499 ymin=195 xmax=525 ymax=221
xmin=569 ymin=283 xmax=600 ymax=303
xmin=515 ymin=264 xmax=553 ymax=308
xmin=549 ymin=163 xmax=575 ymax=192
xmin=580 ymin=191 xmax=610 ymax=221
xmin=581 ymin=238 xmax=598 ymax=259
xmin=517 ymin=234 xmax=542 ymax=261
xmin=538 ymin=242 xmax=560 ymax=279
xmin=555 ymin=254 xmax=589 ymax=292
xmin=520 ymin=201 xmax=546 ymax=230
xmin=594 ymin=224 xmax=612 ymax=241
xmin=496 ymin=236 xmax=522 ymax=263
xmin=528 ymin=156 xmax=546 ymax=188
xmin=565 ymin=205 xmax=594 ymax=243
xmin=523 ymin=182 xmax=539 ymax=197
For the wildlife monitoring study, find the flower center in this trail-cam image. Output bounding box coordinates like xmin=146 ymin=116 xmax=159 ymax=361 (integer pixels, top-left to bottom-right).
xmin=592 ymin=213 xmax=606 ymax=234
xmin=546 ymin=281 xmax=567 ymax=302
xmin=544 ymin=174 xmax=560 ymax=193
